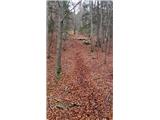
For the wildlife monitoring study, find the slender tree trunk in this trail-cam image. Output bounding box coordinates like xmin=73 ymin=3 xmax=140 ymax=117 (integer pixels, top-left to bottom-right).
xmin=55 ymin=2 xmax=63 ymax=80
xmin=78 ymin=2 xmax=83 ymax=32
xmin=90 ymin=1 xmax=94 ymax=52
xmin=47 ymin=5 xmax=54 ymax=59
xmin=109 ymin=8 xmax=113 ymax=54
xmin=47 ymin=32 xmax=53 ymax=59
xmin=74 ymin=9 xmax=76 ymax=35
xmin=96 ymin=1 xmax=101 ymax=48
xmin=104 ymin=38 xmax=108 ymax=64
xmin=99 ymin=1 xmax=103 ymax=51
xmin=104 ymin=4 xmax=112 ymax=64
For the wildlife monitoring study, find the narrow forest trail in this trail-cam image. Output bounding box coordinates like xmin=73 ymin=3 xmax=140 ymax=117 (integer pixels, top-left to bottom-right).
xmin=47 ymin=33 xmax=113 ymax=120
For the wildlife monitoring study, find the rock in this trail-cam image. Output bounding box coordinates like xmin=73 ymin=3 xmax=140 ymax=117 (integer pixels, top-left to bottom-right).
xmin=82 ymin=40 xmax=91 ymax=45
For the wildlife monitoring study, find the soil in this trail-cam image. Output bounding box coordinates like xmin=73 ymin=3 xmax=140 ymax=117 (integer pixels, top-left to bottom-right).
xmin=47 ymin=33 xmax=113 ymax=120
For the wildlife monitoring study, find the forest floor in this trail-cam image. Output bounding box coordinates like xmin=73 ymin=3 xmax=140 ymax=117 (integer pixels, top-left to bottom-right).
xmin=47 ymin=32 xmax=113 ymax=120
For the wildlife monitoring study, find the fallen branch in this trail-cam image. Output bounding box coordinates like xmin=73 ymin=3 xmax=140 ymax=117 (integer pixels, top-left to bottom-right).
xmin=47 ymin=96 xmax=81 ymax=110
xmin=54 ymin=102 xmax=81 ymax=110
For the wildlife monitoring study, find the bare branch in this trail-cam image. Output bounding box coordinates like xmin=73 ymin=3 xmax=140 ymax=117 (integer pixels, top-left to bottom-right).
xmin=61 ymin=0 xmax=82 ymax=22
xmin=57 ymin=0 xmax=61 ymax=8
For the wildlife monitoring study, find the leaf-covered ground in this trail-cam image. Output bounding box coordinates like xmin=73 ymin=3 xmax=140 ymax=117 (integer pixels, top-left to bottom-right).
xmin=47 ymin=33 xmax=113 ymax=120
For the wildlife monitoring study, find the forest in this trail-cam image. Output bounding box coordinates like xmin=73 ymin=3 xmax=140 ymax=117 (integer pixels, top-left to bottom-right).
xmin=47 ymin=0 xmax=113 ymax=119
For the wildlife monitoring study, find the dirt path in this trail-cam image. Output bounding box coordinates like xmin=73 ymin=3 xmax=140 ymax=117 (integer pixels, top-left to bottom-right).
xmin=47 ymin=34 xmax=113 ymax=120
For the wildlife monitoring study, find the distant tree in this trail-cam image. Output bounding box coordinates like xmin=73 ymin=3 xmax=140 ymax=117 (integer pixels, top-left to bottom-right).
xmin=90 ymin=0 xmax=94 ymax=52
xmin=63 ymin=1 xmax=70 ymax=40
xmin=104 ymin=1 xmax=113 ymax=64
xmin=96 ymin=1 xmax=101 ymax=48
xmin=47 ymin=1 xmax=56 ymax=59
xmin=55 ymin=0 xmax=82 ymax=80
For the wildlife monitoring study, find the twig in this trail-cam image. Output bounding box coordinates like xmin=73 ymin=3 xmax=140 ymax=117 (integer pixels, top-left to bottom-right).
xmin=57 ymin=0 xmax=61 ymax=8
xmin=61 ymin=0 xmax=82 ymax=22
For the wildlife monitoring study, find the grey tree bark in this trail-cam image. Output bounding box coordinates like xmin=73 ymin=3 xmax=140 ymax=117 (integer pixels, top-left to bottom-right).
xmin=96 ymin=1 xmax=101 ymax=48
xmin=74 ymin=9 xmax=76 ymax=35
xmin=104 ymin=2 xmax=112 ymax=64
xmin=99 ymin=1 xmax=104 ymax=51
xmin=55 ymin=2 xmax=63 ymax=79
xmin=55 ymin=1 xmax=82 ymax=80
xmin=90 ymin=1 xmax=94 ymax=52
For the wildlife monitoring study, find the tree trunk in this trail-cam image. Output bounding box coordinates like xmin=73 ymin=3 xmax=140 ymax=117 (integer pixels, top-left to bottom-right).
xmin=104 ymin=3 xmax=112 ymax=64
xmin=55 ymin=2 xmax=63 ymax=80
xmin=90 ymin=1 xmax=94 ymax=52
xmin=74 ymin=9 xmax=76 ymax=35
xmin=99 ymin=1 xmax=103 ymax=51
xmin=78 ymin=2 xmax=83 ymax=32
xmin=47 ymin=32 xmax=53 ymax=59
xmin=96 ymin=1 xmax=101 ymax=48
xmin=104 ymin=38 xmax=108 ymax=64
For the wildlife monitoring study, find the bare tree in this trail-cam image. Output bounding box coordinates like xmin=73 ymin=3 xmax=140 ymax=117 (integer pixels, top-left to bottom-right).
xmin=96 ymin=0 xmax=101 ymax=48
xmin=104 ymin=1 xmax=113 ymax=64
xmin=55 ymin=0 xmax=82 ymax=80
xmin=73 ymin=8 xmax=76 ymax=35
xmin=55 ymin=1 xmax=64 ymax=79
xmin=47 ymin=1 xmax=54 ymax=59
xmin=90 ymin=0 xmax=94 ymax=52
xmin=99 ymin=1 xmax=103 ymax=51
